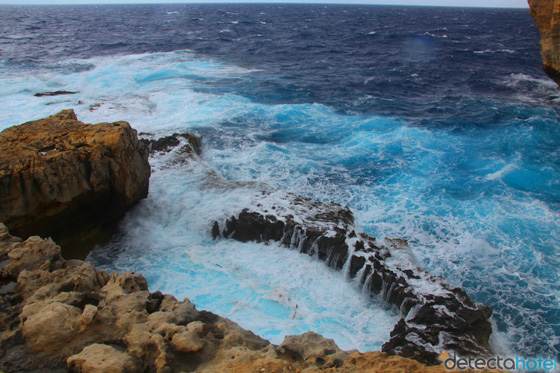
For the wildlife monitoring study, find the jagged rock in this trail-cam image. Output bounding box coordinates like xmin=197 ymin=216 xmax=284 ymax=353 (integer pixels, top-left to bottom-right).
xmin=0 ymin=110 xmax=150 ymax=257
xmin=34 ymin=91 xmax=78 ymax=97
xmin=140 ymin=133 xmax=202 ymax=156
xmin=213 ymin=193 xmax=493 ymax=365
xmin=170 ymin=321 xmax=205 ymax=353
xmin=145 ymin=134 xmax=493 ymax=364
xmin=278 ymin=332 xmax=349 ymax=369
xmin=528 ymin=0 xmax=560 ymax=85
xmin=0 ymin=223 xmax=447 ymax=372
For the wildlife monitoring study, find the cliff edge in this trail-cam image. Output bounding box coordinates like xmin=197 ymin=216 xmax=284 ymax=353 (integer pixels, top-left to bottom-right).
xmin=528 ymin=0 xmax=560 ymax=85
xmin=0 ymin=110 xmax=150 ymax=257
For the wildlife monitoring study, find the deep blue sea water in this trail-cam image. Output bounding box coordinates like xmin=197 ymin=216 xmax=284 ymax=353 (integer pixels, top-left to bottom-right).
xmin=1 ymin=3 xmax=559 ymax=359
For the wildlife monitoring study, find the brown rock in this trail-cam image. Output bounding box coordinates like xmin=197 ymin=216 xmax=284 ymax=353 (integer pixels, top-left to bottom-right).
xmin=0 ymin=109 xmax=150 ymax=258
xmin=21 ymin=301 xmax=82 ymax=357
xmin=528 ymin=0 xmax=560 ymax=85
xmin=171 ymin=321 xmax=205 ymax=352
xmin=278 ymin=332 xmax=349 ymax=369
xmin=4 ymin=236 xmax=62 ymax=278
xmin=67 ymin=344 xmax=137 ymax=373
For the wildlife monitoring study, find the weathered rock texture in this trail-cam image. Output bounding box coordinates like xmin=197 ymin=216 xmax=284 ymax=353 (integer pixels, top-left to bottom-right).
xmin=528 ymin=0 xmax=560 ymax=85
xmin=213 ymin=200 xmax=493 ymax=365
xmin=0 ymin=223 xmax=449 ymax=372
xmin=0 ymin=110 xmax=150 ymax=257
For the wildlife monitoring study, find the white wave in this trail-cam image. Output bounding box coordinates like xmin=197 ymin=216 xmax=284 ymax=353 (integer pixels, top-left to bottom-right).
xmin=474 ymin=49 xmax=515 ymax=54
xmin=2 ymin=48 xmax=559 ymax=358
xmin=509 ymin=73 xmax=557 ymax=87
xmin=485 ymin=163 xmax=518 ymax=181
xmin=424 ymin=32 xmax=447 ymax=38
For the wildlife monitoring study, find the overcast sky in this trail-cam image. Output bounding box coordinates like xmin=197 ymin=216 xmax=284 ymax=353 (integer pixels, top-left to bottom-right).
xmin=0 ymin=0 xmax=530 ymax=8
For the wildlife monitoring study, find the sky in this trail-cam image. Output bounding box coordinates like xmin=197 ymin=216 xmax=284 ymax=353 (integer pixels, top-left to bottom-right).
xmin=0 ymin=0 xmax=530 ymax=8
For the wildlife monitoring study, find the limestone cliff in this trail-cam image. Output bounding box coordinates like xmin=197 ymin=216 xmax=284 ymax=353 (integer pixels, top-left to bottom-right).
xmin=0 ymin=110 xmax=150 ymax=257
xmin=0 ymin=223 xmax=448 ymax=372
xmin=528 ymin=0 xmax=560 ymax=85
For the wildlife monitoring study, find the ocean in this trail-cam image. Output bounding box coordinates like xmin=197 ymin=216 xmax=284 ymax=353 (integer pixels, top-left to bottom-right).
xmin=0 ymin=3 xmax=558 ymax=360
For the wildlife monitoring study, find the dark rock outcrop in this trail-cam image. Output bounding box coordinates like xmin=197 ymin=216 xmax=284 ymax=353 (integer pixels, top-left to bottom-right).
xmin=0 ymin=224 xmax=447 ymax=372
xmin=213 ymin=198 xmax=493 ymax=365
xmin=0 ymin=110 xmax=150 ymax=258
xmin=140 ymin=133 xmax=202 ymax=156
xmin=34 ymin=91 xmax=78 ymax=97
xmin=528 ymin=0 xmax=560 ymax=86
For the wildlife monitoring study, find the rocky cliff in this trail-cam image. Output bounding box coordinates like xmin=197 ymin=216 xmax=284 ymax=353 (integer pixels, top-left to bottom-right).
xmin=528 ymin=0 xmax=560 ymax=85
xmin=0 ymin=110 xmax=150 ymax=257
xmin=0 ymin=223 xmax=447 ymax=372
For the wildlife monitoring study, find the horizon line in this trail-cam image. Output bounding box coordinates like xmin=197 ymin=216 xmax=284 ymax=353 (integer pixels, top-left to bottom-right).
xmin=0 ymin=1 xmax=530 ymax=9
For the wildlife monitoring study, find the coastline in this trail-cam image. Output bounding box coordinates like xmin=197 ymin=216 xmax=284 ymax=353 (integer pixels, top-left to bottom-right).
xmin=0 ymin=112 xmax=494 ymax=371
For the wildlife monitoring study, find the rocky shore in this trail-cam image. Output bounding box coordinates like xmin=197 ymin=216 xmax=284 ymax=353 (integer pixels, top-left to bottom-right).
xmin=0 ymin=112 xmax=494 ymax=371
xmin=528 ymin=0 xmax=560 ymax=86
xmin=146 ymin=132 xmax=493 ymax=365
xmin=0 ymin=224 xmax=447 ymax=372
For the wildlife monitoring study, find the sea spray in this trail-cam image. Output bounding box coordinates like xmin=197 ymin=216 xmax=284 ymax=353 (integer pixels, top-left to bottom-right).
xmin=88 ymin=154 xmax=398 ymax=351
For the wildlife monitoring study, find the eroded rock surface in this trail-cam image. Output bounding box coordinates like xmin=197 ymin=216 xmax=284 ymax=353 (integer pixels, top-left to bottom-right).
xmin=0 ymin=224 xmax=448 ymax=372
xmin=0 ymin=110 xmax=150 ymax=256
xmin=528 ymin=0 xmax=560 ymax=85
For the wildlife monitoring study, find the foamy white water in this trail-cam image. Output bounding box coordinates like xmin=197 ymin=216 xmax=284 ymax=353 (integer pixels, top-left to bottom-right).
xmin=88 ymin=152 xmax=398 ymax=350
